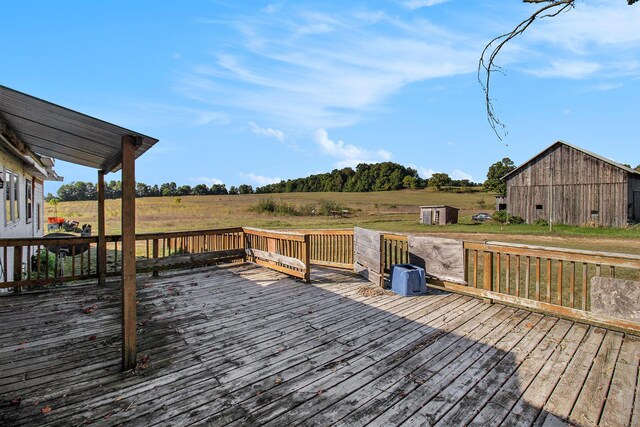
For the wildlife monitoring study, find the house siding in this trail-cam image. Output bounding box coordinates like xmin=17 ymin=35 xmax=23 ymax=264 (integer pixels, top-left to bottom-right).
xmin=1 ymin=148 xmax=46 ymax=282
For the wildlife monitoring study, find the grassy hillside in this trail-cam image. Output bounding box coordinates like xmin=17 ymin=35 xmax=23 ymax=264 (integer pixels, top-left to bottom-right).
xmin=47 ymin=189 xmax=640 ymax=254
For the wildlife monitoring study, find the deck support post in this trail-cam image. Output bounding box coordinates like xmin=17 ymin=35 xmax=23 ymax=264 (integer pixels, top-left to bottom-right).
xmin=303 ymin=234 xmax=311 ymax=283
xmin=13 ymin=246 xmax=22 ymax=293
xmin=97 ymin=170 xmax=106 ymax=286
xmin=121 ymin=135 xmax=138 ymax=371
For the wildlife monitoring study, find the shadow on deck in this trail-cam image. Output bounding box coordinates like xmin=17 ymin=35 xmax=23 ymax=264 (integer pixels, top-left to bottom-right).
xmin=0 ymin=264 xmax=638 ymax=426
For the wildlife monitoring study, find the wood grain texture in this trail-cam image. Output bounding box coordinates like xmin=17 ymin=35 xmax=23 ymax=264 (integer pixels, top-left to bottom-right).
xmin=354 ymin=227 xmax=383 ymax=285
xmin=408 ymin=235 xmax=465 ymax=284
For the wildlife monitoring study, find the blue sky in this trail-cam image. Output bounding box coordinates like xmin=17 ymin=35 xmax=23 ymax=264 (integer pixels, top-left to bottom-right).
xmin=2 ymin=0 xmax=639 ymax=194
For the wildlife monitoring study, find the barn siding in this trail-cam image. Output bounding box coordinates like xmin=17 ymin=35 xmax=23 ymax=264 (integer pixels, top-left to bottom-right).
xmin=629 ymin=175 xmax=640 ymax=223
xmin=506 ymin=144 xmax=630 ymax=227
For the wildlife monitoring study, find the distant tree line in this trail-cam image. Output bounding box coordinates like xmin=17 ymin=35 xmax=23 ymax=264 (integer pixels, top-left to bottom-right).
xmin=255 ymin=162 xmax=479 ymax=193
xmin=48 ymin=162 xmax=483 ymax=202
xmin=48 ymin=180 xmax=254 ymax=202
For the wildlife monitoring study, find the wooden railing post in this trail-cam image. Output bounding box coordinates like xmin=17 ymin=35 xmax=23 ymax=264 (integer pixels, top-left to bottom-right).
xmin=13 ymin=246 xmax=22 ymax=293
xmin=303 ymin=234 xmax=311 ymax=283
xmin=483 ymin=250 xmax=493 ymax=303
xmin=97 ymin=170 xmax=107 ymax=286
xmin=152 ymin=239 xmax=159 ymax=277
xmin=379 ymin=234 xmax=385 ymax=288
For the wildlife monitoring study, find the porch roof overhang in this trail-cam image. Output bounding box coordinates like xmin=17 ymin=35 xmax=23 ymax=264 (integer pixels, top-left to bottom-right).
xmin=0 ymin=85 xmax=159 ymax=173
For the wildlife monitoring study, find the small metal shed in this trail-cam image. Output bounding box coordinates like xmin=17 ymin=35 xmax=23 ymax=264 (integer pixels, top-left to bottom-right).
xmin=419 ymin=205 xmax=459 ymax=225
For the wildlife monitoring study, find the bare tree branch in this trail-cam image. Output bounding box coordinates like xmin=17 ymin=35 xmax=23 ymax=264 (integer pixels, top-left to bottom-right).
xmin=479 ymin=0 xmax=575 ymax=141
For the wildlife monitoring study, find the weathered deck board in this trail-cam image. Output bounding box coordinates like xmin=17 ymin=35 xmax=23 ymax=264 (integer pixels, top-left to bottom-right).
xmin=0 ymin=263 xmax=637 ymax=427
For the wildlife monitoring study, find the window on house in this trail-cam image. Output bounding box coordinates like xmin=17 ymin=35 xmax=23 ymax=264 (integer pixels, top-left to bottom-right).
xmin=3 ymin=169 xmax=10 ymax=224
xmin=26 ymin=179 xmax=32 ymax=223
xmin=13 ymin=172 xmax=19 ymax=221
xmin=36 ymin=203 xmax=41 ymax=232
xmin=536 ymin=204 xmax=543 ymax=210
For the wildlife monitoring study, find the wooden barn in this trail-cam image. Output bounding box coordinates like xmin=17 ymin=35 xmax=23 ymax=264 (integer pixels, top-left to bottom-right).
xmin=503 ymin=141 xmax=640 ymax=227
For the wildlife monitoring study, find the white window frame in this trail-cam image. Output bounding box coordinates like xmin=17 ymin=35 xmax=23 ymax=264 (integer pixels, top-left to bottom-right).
xmin=26 ymin=178 xmax=32 ymax=224
xmin=3 ymin=168 xmax=20 ymax=225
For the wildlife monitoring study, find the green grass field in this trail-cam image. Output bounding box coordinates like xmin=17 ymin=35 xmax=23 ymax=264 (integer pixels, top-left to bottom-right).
xmin=47 ymin=189 xmax=640 ymax=255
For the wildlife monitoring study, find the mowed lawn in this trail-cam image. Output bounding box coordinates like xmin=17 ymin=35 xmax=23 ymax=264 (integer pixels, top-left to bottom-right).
xmin=47 ymin=190 xmax=640 ymax=255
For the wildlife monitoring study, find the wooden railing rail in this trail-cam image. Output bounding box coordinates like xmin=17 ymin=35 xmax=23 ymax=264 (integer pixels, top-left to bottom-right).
xmin=243 ymin=227 xmax=310 ymax=282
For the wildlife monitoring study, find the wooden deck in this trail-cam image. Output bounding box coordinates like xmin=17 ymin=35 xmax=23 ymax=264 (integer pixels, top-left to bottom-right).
xmin=0 ymin=264 xmax=638 ymax=426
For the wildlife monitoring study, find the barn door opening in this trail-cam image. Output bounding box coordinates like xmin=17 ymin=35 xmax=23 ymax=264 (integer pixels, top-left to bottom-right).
xmin=633 ymin=191 xmax=640 ymax=223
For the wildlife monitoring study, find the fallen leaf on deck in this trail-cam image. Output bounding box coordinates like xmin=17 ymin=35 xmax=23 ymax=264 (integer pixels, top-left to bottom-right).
xmin=82 ymin=305 xmax=97 ymax=314
xmin=88 ymin=335 xmax=97 ymax=341
xmin=10 ymin=397 xmax=21 ymax=406
xmin=134 ymin=354 xmax=151 ymax=373
xmin=316 ymin=389 xmax=325 ymax=396
xmin=113 ymin=396 xmax=124 ymax=403
xmin=274 ymin=375 xmax=283 ymax=385
xmin=41 ymin=405 xmax=52 ymax=414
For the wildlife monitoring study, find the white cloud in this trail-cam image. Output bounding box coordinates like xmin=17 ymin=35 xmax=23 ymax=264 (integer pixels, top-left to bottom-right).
xmin=517 ymin=1 xmax=640 ymax=81
xmin=417 ymin=167 xmax=436 ymax=179
xmin=451 ymin=169 xmax=474 ymax=181
xmin=314 ymin=128 xmax=391 ymax=168
xmin=527 ymin=2 xmax=640 ymax=53
xmin=249 ymin=122 xmax=285 ymax=141
xmin=526 ymin=60 xmax=602 ymax=79
xmin=181 ymin=8 xmax=479 ymax=129
xmin=402 ymin=0 xmax=451 ymax=10
xmin=242 ymin=173 xmax=282 ymax=186
xmin=191 ymin=176 xmax=224 ymax=185
xmin=89 ymin=99 xmax=229 ymax=130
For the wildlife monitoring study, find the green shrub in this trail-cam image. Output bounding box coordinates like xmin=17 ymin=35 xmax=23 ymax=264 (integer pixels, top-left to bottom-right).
xmin=250 ymin=198 xmax=349 ymax=217
xmin=318 ymin=200 xmax=346 ymax=216
xmin=492 ymin=211 xmax=525 ymax=224
xmin=492 ymin=210 xmax=508 ymax=223
xmin=534 ymin=218 xmax=549 ymax=226
xmin=30 ymin=249 xmax=57 ymax=278
xmin=510 ymin=215 xmax=525 ymax=224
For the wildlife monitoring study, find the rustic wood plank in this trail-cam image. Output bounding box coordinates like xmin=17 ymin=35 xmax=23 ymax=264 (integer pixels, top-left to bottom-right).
xmin=408 ymin=235 xmax=465 ymax=284
xmin=244 ymin=248 xmax=305 ymax=270
xmin=467 ymin=319 xmax=574 ymax=426
xmin=539 ymin=327 xmax=607 ymax=421
xmin=433 ymin=314 xmax=556 ymax=426
xmin=569 ymin=330 xmax=624 ymax=426
xmin=599 ymin=335 xmax=640 ymax=427
xmin=499 ymin=322 xmax=589 ymax=426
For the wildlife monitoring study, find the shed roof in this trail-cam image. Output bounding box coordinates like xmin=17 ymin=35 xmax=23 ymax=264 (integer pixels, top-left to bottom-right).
xmin=0 ymin=85 xmax=158 ymax=172
xmin=503 ymin=140 xmax=640 ymax=181
xmin=419 ymin=205 xmax=459 ymax=210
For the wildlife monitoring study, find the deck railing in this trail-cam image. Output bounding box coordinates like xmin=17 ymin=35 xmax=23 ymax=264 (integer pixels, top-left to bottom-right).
xmin=461 ymin=241 xmax=640 ymax=310
xmin=1 ymin=236 xmax=98 ymax=289
xmin=304 ymin=229 xmax=354 ymax=269
xmin=244 ymin=227 xmax=310 ymax=282
xmin=4 ymin=226 xmax=640 ymax=333
xmin=382 ymin=234 xmax=409 ymax=275
xmin=104 ymin=228 xmax=246 ymax=275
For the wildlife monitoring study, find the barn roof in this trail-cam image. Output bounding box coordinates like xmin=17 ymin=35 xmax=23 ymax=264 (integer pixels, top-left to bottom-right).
xmin=502 ymin=140 xmax=640 ymax=181
xmin=0 ymin=85 xmax=158 ymax=173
